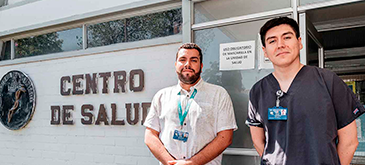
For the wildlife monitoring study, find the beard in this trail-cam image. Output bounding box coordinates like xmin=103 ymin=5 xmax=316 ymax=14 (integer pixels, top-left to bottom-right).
xmin=177 ymin=67 xmax=201 ymax=85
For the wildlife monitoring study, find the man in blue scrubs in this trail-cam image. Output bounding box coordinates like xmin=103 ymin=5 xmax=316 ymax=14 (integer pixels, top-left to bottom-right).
xmin=246 ymin=17 xmax=364 ymax=164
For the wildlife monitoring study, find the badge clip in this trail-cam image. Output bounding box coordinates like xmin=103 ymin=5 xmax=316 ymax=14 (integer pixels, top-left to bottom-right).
xmin=268 ymin=90 xmax=287 ymax=120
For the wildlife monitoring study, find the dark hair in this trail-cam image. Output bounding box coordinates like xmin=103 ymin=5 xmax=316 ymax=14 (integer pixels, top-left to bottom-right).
xmin=260 ymin=17 xmax=300 ymax=47
xmin=176 ymin=43 xmax=203 ymax=64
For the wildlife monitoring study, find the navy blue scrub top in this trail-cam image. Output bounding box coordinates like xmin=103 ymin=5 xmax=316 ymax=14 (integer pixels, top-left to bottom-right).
xmin=247 ymin=65 xmax=365 ymax=165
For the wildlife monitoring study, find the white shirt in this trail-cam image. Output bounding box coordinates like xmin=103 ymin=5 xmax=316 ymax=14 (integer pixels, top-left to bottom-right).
xmin=144 ymin=79 xmax=238 ymax=165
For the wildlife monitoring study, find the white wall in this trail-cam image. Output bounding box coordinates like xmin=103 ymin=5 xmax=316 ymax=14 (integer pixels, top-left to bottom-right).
xmin=0 ymin=42 xmax=180 ymax=165
xmin=0 ymin=0 xmax=144 ymax=33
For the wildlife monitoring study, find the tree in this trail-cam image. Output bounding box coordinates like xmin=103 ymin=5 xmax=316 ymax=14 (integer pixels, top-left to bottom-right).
xmin=87 ymin=20 xmax=125 ymax=47
xmin=126 ymin=8 xmax=182 ymax=42
xmin=15 ymin=32 xmax=63 ymax=58
xmin=87 ymin=8 xmax=182 ymax=47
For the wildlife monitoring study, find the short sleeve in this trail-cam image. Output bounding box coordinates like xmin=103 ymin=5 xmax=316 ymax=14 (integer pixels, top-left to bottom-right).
xmin=329 ymin=73 xmax=365 ymax=129
xmin=245 ymin=100 xmax=264 ymax=128
xmin=216 ymin=90 xmax=238 ymax=133
xmin=143 ymin=91 xmax=162 ymax=132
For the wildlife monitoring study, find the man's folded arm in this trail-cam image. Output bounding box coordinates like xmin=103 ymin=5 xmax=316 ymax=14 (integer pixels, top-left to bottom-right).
xmin=169 ymin=129 xmax=233 ymax=165
xmin=145 ymin=127 xmax=176 ymax=165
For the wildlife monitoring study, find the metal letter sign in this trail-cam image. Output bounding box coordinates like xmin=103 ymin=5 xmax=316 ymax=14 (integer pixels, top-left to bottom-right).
xmin=0 ymin=70 xmax=36 ymax=130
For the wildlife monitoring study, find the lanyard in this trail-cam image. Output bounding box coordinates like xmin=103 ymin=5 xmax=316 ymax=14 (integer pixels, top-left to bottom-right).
xmin=276 ymin=90 xmax=284 ymax=107
xmin=177 ymin=88 xmax=197 ymax=127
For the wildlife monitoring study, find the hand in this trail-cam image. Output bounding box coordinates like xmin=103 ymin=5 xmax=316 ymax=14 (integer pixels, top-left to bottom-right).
xmin=167 ymin=160 xmax=193 ymax=165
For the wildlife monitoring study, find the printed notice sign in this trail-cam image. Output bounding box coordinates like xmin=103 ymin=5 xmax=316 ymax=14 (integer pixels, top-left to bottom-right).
xmin=220 ymin=41 xmax=255 ymax=71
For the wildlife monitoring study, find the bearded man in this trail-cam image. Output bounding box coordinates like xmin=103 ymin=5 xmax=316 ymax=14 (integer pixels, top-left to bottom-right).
xmin=144 ymin=43 xmax=237 ymax=165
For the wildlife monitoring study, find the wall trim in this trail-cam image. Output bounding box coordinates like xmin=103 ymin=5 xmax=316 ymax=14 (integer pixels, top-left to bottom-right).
xmin=192 ymin=8 xmax=293 ymax=31
xmin=298 ymin=0 xmax=362 ymax=12
xmin=0 ymin=0 xmax=180 ymax=40
xmin=0 ymin=34 xmax=181 ymax=67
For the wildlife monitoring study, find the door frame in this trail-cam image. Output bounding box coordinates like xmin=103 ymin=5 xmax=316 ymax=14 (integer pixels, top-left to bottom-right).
xmin=299 ymin=13 xmax=324 ymax=68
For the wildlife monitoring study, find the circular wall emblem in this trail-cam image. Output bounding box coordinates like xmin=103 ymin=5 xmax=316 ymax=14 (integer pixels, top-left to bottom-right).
xmin=0 ymin=70 xmax=36 ymax=130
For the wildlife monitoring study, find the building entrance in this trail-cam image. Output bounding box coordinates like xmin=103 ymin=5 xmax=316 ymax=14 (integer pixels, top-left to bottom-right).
xmin=301 ymin=2 xmax=365 ymax=163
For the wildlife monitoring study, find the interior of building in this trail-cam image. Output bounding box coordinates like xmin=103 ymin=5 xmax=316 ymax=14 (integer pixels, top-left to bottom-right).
xmin=306 ymin=1 xmax=365 ymax=107
xmin=305 ymin=2 xmax=365 ymax=161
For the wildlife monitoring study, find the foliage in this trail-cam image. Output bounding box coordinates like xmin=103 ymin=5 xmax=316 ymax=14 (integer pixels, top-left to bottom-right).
xmin=87 ymin=20 xmax=126 ymax=47
xmin=126 ymin=8 xmax=182 ymax=42
xmin=15 ymin=33 xmax=63 ymax=58
xmin=11 ymin=8 xmax=182 ymax=58
xmin=87 ymin=8 xmax=182 ymax=47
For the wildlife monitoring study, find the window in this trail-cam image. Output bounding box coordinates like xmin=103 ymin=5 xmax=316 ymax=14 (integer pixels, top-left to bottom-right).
xmin=87 ymin=20 xmax=125 ymax=48
xmin=88 ymin=7 xmax=182 ymax=48
xmin=0 ymin=6 xmax=181 ymax=62
xmin=14 ymin=27 xmax=83 ymax=58
xmin=194 ymin=16 xmax=279 ymax=164
xmin=0 ymin=41 xmax=11 ymax=61
xmin=0 ymin=0 xmax=7 ymax=7
xmin=300 ymin=0 xmax=333 ymax=5
xmin=195 ymin=19 xmax=273 ymax=148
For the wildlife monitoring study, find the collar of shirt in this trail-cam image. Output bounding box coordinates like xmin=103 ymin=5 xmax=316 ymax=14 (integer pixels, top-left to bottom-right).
xmin=176 ymin=78 xmax=204 ymax=96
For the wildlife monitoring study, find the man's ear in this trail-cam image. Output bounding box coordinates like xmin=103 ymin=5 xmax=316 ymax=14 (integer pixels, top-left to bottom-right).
xmin=262 ymin=46 xmax=268 ymax=58
xmin=298 ymin=37 xmax=303 ymax=50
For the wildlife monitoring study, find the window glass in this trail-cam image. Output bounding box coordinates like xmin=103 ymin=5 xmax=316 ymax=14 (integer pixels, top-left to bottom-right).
xmin=87 ymin=20 xmax=126 ymax=47
xmin=222 ymin=154 xmax=260 ymax=165
xmin=194 ymin=19 xmax=273 ymax=150
xmin=0 ymin=41 xmax=11 ymax=61
xmin=0 ymin=0 xmax=7 ymax=7
xmin=15 ymin=28 xmax=82 ymax=58
xmin=338 ymin=76 xmax=365 ymax=155
xmin=126 ymin=8 xmax=182 ymax=42
xmin=194 ymin=0 xmax=290 ymax=24
xmin=357 ymin=105 xmax=365 ymax=155
xmin=300 ymin=0 xmax=332 ymax=5
xmin=87 ymin=8 xmax=182 ymax=48
xmin=7 ymin=0 xmax=25 ymax=5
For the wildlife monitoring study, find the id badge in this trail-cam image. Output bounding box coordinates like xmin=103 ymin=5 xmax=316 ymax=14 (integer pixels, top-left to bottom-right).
xmin=173 ymin=130 xmax=189 ymax=142
xmin=268 ymin=106 xmax=288 ymax=120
